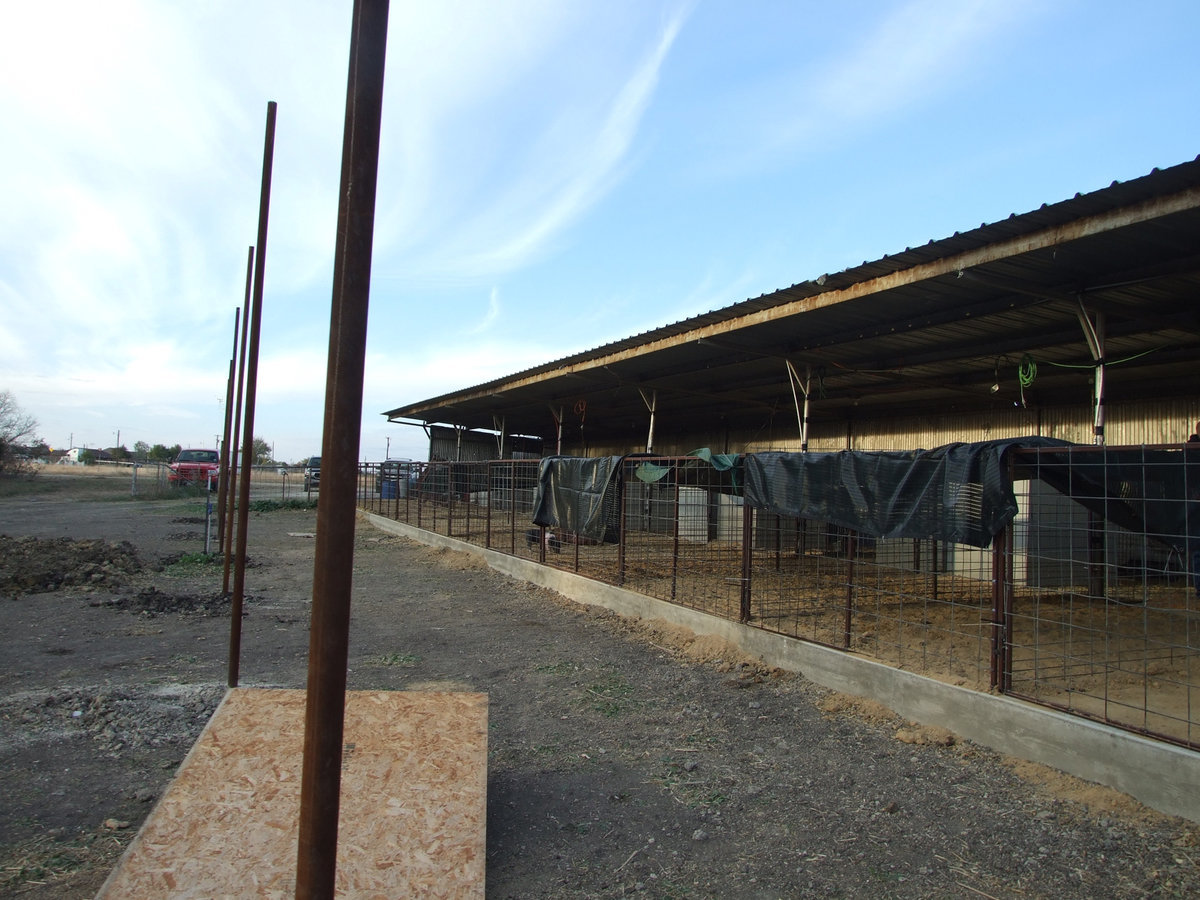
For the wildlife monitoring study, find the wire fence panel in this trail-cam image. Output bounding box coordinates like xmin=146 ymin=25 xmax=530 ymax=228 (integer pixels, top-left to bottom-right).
xmin=486 ymin=460 xmax=541 ymax=558
xmin=617 ymin=457 xmax=745 ymax=621
xmin=1007 ymin=445 xmax=1199 ymax=747
xmin=746 ymin=517 xmax=997 ymax=687
xmin=357 ymin=444 xmax=1200 ymax=749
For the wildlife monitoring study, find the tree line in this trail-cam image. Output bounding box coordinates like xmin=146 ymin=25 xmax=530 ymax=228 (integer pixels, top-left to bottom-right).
xmin=1 ymin=389 xmax=279 ymax=474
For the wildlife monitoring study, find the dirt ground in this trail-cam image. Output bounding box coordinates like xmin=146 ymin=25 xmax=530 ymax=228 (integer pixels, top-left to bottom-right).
xmin=1 ymin=470 xmax=1199 ymax=898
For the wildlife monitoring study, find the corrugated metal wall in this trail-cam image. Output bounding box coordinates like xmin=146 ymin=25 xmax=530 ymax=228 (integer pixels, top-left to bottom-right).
xmin=566 ymin=398 xmax=1200 ymax=458
xmin=428 ymin=425 xmax=543 ymax=462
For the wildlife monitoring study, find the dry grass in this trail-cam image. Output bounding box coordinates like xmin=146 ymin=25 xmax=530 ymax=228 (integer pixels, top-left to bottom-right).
xmin=0 ymin=827 xmax=132 ymax=896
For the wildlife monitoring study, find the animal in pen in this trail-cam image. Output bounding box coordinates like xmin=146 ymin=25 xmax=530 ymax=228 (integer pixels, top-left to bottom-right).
xmin=525 ymin=527 xmax=563 ymax=554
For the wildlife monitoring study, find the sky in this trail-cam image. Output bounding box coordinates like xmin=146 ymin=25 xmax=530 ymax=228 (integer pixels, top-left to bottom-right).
xmin=2 ymin=1 xmax=1199 ymax=464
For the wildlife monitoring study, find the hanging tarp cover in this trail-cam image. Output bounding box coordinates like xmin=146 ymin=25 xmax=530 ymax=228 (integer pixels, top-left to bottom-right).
xmin=743 ymin=438 xmax=1070 ymax=549
xmin=532 ymin=456 xmax=622 ymax=542
xmin=633 ymin=448 xmax=741 ymax=486
xmin=1013 ymin=445 xmax=1200 ymax=546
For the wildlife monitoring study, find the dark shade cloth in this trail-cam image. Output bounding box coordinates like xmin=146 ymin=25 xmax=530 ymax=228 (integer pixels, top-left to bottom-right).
xmin=743 ymin=437 xmax=1070 ymax=549
xmin=1012 ymin=444 xmax=1200 ymax=548
xmin=532 ymin=456 xmax=622 ymax=543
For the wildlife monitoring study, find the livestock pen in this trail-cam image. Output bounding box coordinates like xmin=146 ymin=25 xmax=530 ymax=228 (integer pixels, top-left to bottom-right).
xmin=358 ymin=442 xmax=1200 ymax=750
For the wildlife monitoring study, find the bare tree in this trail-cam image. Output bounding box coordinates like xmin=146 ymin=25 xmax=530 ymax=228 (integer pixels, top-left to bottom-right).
xmin=0 ymin=390 xmax=40 ymax=475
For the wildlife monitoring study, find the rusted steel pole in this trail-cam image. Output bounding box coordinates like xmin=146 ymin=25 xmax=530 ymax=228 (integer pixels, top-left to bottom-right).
xmin=507 ymin=462 xmax=514 ymax=553
xmin=229 ymin=101 xmax=277 ymax=688
xmin=295 ymin=2 xmax=389 ymax=896
xmin=843 ymin=530 xmax=857 ymax=649
xmin=670 ymin=466 xmax=680 ymax=601
xmin=215 ymin=309 xmax=240 ymax=554
xmin=486 ymin=462 xmax=493 ymax=549
xmin=740 ymin=502 xmax=753 ymax=623
xmin=617 ymin=460 xmax=628 ymax=585
xmin=223 ymin=246 xmax=255 ymax=596
xmin=990 ymin=525 xmax=1008 ymax=690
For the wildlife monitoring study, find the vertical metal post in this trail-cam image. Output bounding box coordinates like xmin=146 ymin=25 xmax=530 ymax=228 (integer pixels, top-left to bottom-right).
xmin=509 ymin=461 xmax=516 ymax=555
xmin=296 ymin=2 xmax=389 ymax=897
xmin=843 ymin=530 xmax=857 ymax=649
xmin=639 ymin=389 xmax=657 ymax=453
xmin=991 ymin=523 xmax=1012 ymax=691
xmin=617 ymin=460 xmax=628 ymax=585
xmin=216 ymin=309 xmax=239 ymax=553
xmin=485 ymin=462 xmax=493 ymax=549
xmin=222 ymin=247 xmax=254 ymax=595
xmin=229 ymin=101 xmax=277 ymax=688
xmin=931 ymin=539 xmax=940 ymax=600
xmin=774 ymin=514 xmax=782 ymax=571
xmin=416 ymin=466 xmax=423 ymax=529
xmin=464 ymin=465 xmax=472 ymax=540
xmin=670 ymin=466 xmax=680 ymax=601
xmin=740 ymin=502 xmax=753 ymax=623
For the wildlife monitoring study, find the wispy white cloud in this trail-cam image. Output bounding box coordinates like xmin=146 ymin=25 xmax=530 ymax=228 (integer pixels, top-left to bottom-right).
xmin=693 ymin=0 xmax=1043 ymax=172
xmin=469 ymin=288 xmax=503 ymax=335
xmin=372 ymin=3 xmax=692 ymax=284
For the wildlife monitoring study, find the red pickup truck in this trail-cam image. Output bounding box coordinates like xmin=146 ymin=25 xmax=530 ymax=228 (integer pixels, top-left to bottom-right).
xmin=169 ymin=448 xmax=220 ymax=488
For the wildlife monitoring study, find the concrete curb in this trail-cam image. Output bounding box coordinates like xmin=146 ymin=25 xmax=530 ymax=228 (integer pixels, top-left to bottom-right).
xmin=363 ymin=512 xmax=1200 ymax=824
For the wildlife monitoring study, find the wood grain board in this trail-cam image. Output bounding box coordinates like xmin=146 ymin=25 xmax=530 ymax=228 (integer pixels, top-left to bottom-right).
xmin=97 ymin=688 xmax=487 ymax=898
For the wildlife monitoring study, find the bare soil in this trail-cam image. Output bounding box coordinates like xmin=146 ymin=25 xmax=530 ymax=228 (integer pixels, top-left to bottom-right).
xmin=1 ymin=470 xmax=1198 ymax=898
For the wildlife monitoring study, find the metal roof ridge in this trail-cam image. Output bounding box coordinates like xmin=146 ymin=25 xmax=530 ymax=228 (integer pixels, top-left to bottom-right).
xmin=383 ymin=155 xmax=1200 ymax=418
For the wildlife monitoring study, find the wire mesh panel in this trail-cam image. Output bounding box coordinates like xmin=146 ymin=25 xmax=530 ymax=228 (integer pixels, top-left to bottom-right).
xmin=616 ymin=457 xmax=745 ymax=621
xmin=376 ymin=461 xmax=425 ymax=524
xmin=1007 ymin=445 xmax=1200 ymax=747
xmin=487 ymin=460 xmax=541 ymax=557
xmin=746 ymin=515 xmax=852 ymax=648
xmin=354 ymin=445 xmax=1200 ymax=750
xmin=851 ymin=534 xmax=997 ymax=688
xmin=746 ymin=517 xmax=997 ymax=687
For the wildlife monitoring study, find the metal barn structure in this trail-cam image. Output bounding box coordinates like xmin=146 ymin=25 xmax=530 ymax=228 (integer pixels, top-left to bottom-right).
xmin=378 ymin=159 xmax=1200 ymax=755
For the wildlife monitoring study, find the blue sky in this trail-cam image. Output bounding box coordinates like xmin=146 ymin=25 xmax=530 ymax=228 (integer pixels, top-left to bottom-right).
xmin=2 ymin=1 xmax=1198 ymax=463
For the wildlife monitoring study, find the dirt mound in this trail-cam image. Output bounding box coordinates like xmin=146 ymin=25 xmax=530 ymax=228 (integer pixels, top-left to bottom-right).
xmin=2 ymin=684 xmax=225 ymax=757
xmin=91 ymin=587 xmax=232 ymax=618
xmin=0 ymin=536 xmax=142 ymax=597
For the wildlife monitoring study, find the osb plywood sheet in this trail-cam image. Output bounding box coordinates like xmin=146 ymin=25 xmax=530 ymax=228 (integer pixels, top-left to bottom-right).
xmin=97 ymin=688 xmax=487 ymax=899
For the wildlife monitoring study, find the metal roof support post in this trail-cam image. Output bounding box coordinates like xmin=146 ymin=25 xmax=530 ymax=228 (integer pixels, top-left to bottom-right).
xmin=785 ymin=360 xmax=811 ymax=451
xmin=1076 ymin=299 xmax=1106 ymax=446
xmin=639 ymin=388 xmax=657 ymax=453
xmin=296 ymin=1 xmax=389 ymax=896
xmin=493 ymin=414 xmax=506 ymax=459
xmin=550 ymin=405 xmax=563 ymax=456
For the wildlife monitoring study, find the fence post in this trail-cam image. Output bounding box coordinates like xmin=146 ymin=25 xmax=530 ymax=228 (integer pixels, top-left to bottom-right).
xmin=670 ymin=467 xmax=681 ymax=601
xmin=485 ymin=462 xmax=493 ymax=549
xmin=843 ymin=530 xmax=857 ymax=649
xmin=740 ymin=503 xmax=753 ymax=623
xmin=618 ymin=460 xmax=628 ymax=586
xmin=990 ymin=523 xmax=1010 ymax=691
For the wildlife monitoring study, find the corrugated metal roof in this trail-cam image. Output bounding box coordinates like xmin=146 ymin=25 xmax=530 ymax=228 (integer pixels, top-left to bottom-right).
xmin=385 ymin=156 xmax=1200 ymax=448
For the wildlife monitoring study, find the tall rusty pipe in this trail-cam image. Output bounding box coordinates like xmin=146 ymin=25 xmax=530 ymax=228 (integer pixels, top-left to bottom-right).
xmin=223 ymin=246 xmax=254 ymax=596
xmin=215 ymin=308 xmax=240 ymax=555
xmin=229 ymin=103 xmax=277 ymax=689
xmin=295 ymin=1 xmax=390 ymax=896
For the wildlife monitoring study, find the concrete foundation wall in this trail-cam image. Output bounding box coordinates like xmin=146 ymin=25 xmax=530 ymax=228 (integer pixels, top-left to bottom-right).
xmin=363 ymin=512 xmax=1200 ymax=824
